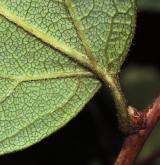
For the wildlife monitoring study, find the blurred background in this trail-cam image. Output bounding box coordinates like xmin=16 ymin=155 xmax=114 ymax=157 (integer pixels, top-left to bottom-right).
xmin=0 ymin=0 xmax=160 ymax=164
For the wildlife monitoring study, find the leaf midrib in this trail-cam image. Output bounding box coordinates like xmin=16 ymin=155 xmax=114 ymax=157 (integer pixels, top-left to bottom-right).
xmin=0 ymin=3 xmax=110 ymax=84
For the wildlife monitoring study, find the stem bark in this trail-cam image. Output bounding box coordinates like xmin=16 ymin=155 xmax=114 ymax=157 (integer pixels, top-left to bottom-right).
xmin=115 ymin=97 xmax=160 ymax=165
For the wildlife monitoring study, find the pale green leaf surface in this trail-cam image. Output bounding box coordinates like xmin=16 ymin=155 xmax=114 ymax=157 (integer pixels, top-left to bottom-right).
xmin=0 ymin=0 xmax=135 ymax=154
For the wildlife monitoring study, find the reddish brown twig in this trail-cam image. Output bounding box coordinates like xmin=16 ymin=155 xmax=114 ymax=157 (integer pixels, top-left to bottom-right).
xmin=114 ymin=97 xmax=160 ymax=165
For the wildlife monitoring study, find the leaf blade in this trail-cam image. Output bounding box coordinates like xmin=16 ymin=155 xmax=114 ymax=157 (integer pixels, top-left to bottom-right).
xmin=0 ymin=0 xmax=136 ymax=154
xmin=0 ymin=78 xmax=100 ymax=155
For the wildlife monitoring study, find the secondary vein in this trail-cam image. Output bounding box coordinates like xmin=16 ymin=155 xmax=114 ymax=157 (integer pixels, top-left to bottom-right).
xmin=0 ymin=4 xmax=108 ymax=83
xmin=0 ymin=80 xmax=20 ymax=104
xmin=0 ymin=4 xmax=91 ymax=69
xmin=0 ymin=79 xmax=80 ymax=147
xmin=0 ymin=71 xmax=93 ymax=82
xmin=65 ymin=0 xmax=97 ymax=65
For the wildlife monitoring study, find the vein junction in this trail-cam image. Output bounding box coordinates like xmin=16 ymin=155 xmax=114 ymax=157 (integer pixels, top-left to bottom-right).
xmin=0 ymin=3 xmax=108 ymax=82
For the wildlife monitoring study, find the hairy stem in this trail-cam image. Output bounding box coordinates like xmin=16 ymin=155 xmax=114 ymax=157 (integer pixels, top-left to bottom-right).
xmin=104 ymin=75 xmax=130 ymax=133
xmin=89 ymin=63 xmax=130 ymax=134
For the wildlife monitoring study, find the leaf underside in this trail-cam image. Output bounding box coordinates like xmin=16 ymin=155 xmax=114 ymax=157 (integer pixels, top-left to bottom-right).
xmin=0 ymin=0 xmax=135 ymax=154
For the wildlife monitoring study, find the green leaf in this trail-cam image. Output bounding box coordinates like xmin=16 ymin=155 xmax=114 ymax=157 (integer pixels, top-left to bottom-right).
xmin=0 ymin=0 xmax=136 ymax=154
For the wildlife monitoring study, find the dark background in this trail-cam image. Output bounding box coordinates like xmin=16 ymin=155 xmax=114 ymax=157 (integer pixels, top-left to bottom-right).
xmin=0 ymin=11 xmax=160 ymax=165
